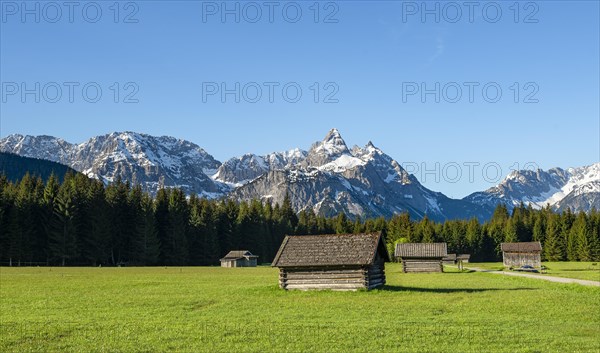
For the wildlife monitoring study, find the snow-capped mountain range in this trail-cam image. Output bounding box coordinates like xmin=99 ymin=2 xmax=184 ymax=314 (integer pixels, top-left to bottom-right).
xmin=1 ymin=130 xmax=597 ymax=220
xmin=464 ymin=164 xmax=599 ymax=213
xmin=0 ymin=132 xmax=226 ymax=198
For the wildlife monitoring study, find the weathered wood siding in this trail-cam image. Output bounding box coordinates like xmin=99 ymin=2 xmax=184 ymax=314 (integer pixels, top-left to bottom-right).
xmin=221 ymin=258 xmax=257 ymax=268
xmin=279 ymin=262 xmax=386 ymax=291
xmin=366 ymin=252 xmax=386 ymax=289
xmin=401 ymin=258 xmax=443 ymax=273
xmin=502 ymin=252 xmax=541 ymax=268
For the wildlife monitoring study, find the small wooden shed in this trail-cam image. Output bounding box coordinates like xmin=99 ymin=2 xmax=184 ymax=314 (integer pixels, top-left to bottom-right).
xmin=443 ymin=253 xmax=457 ymax=265
xmin=456 ymin=254 xmax=470 ymax=263
xmin=271 ymin=233 xmax=390 ymax=291
xmin=501 ymin=242 xmax=542 ymax=269
xmin=395 ymin=243 xmax=447 ymax=273
xmin=220 ymin=250 xmax=258 ymax=268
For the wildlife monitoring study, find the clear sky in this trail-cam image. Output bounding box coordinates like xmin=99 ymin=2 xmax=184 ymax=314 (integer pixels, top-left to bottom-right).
xmin=1 ymin=0 xmax=598 ymax=198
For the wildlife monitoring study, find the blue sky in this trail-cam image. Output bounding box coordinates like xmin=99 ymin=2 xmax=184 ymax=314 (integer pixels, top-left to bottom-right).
xmin=1 ymin=0 xmax=598 ymax=198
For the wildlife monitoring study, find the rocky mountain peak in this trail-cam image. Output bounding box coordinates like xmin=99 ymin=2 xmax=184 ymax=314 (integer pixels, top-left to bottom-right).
xmin=304 ymin=128 xmax=351 ymax=167
xmin=316 ymin=128 xmax=349 ymax=155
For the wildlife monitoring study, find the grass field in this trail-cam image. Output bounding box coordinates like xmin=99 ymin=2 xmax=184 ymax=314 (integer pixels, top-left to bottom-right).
xmin=469 ymin=262 xmax=600 ymax=281
xmin=1 ymin=264 xmax=599 ymax=353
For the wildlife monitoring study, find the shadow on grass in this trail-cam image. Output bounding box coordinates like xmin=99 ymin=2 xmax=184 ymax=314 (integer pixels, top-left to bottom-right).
xmin=380 ymin=285 xmax=537 ymax=293
xmin=444 ymin=270 xmax=476 ymax=273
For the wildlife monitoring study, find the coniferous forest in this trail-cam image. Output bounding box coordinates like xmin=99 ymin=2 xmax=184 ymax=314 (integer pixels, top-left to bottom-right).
xmin=1 ymin=172 xmax=599 ymax=266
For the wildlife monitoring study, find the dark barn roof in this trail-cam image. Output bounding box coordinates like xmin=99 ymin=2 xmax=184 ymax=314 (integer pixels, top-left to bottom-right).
xmin=501 ymin=242 xmax=542 ymax=253
xmin=220 ymin=250 xmax=258 ymax=261
xmin=395 ymin=243 xmax=448 ymax=258
xmin=271 ymin=233 xmax=390 ymax=268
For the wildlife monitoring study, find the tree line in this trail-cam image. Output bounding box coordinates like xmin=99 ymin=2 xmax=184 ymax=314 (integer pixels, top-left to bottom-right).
xmin=1 ymin=172 xmax=599 ymax=266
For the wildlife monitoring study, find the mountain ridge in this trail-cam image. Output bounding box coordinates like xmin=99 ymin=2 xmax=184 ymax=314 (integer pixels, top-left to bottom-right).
xmin=1 ymin=130 xmax=597 ymax=220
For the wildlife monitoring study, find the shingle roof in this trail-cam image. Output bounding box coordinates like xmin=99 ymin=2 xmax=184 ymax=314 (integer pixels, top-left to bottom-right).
xmin=220 ymin=250 xmax=258 ymax=261
xmin=271 ymin=233 xmax=389 ymax=267
xmin=501 ymin=242 xmax=542 ymax=253
xmin=395 ymin=243 xmax=448 ymax=258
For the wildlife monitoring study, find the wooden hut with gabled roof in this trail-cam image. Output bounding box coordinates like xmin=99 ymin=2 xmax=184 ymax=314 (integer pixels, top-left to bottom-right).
xmin=395 ymin=243 xmax=448 ymax=273
xmin=220 ymin=250 xmax=258 ymax=268
xmin=501 ymin=242 xmax=542 ymax=269
xmin=271 ymin=233 xmax=390 ymax=291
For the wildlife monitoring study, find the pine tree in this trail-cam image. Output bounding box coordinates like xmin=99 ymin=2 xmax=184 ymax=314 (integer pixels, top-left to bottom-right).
xmin=491 ymin=204 xmax=510 ymax=224
xmin=333 ymin=213 xmax=350 ymax=234
xmin=138 ymin=194 xmax=161 ymax=265
xmin=9 ymin=173 xmax=39 ymax=265
xmin=49 ymin=184 xmax=77 ymax=266
xmin=465 ymin=218 xmax=482 ymax=258
xmin=281 ymin=192 xmax=298 ymax=230
xmin=82 ymin=180 xmax=110 ymax=265
xmin=532 ymin=214 xmax=545 ymax=243
xmin=419 ymin=216 xmax=435 ymax=243
xmin=105 ymin=179 xmax=131 ymax=265
xmin=216 ymin=199 xmax=240 ymax=256
xmin=165 ymin=188 xmax=189 ymax=265
xmin=561 ymin=209 xmax=576 ymax=260
xmin=129 ymin=186 xmax=160 ymax=265
xmin=353 ymin=216 xmax=364 ymax=234
xmin=572 ymin=212 xmax=592 ymax=261
xmin=154 ymin=187 xmax=170 ymax=263
xmin=188 ymin=198 xmax=219 ymax=265
xmin=543 ymin=214 xmax=563 ymax=261
xmin=504 ymin=218 xmax=518 ymax=243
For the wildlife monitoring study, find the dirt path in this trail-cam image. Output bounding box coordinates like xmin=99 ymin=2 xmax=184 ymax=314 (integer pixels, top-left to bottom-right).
xmin=464 ymin=267 xmax=600 ymax=287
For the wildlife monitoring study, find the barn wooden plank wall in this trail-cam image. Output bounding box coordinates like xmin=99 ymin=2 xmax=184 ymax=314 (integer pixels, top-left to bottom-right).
xmin=279 ymin=267 xmax=367 ymax=291
xmin=279 ymin=262 xmax=386 ymax=291
xmin=401 ymin=259 xmax=443 ymax=273
xmin=366 ymin=257 xmax=386 ymax=289
xmin=502 ymin=253 xmax=541 ymax=268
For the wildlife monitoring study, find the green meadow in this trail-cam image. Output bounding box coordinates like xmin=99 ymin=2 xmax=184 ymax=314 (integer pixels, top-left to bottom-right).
xmin=1 ymin=264 xmax=599 ymax=353
xmin=469 ymin=262 xmax=600 ymax=281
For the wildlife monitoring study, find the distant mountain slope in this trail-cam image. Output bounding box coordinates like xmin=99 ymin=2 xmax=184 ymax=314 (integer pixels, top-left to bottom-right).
xmin=1 ymin=130 xmax=596 ymax=219
xmin=464 ymin=163 xmax=599 ymax=213
xmin=0 ymin=152 xmax=77 ymax=182
xmin=212 ymin=149 xmax=307 ymax=187
xmin=228 ymin=129 xmax=491 ymax=222
xmin=0 ymin=132 xmax=227 ymax=197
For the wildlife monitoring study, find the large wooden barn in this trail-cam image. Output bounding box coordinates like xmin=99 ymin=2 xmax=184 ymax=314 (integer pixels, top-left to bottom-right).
xmin=220 ymin=250 xmax=258 ymax=268
xmin=501 ymin=242 xmax=542 ymax=269
xmin=395 ymin=243 xmax=447 ymax=273
xmin=271 ymin=233 xmax=390 ymax=291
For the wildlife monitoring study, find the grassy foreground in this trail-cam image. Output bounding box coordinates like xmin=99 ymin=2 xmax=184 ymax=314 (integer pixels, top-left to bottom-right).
xmin=469 ymin=262 xmax=600 ymax=281
xmin=1 ymin=264 xmax=599 ymax=353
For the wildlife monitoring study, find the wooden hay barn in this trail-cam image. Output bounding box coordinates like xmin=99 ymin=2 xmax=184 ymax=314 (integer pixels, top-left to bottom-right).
xmin=456 ymin=254 xmax=470 ymax=263
xmin=501 ymin=242 xmax=542 ymax=269
xmin=271 ymin=233 xmax=390 ymax=291
xmin=442 ymin=253 xmax=457 ymax=265
xmin=220 ymin=250 xmax=258 ymax=268
xmin=395 ymin=243 xmax=447 ymax=273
